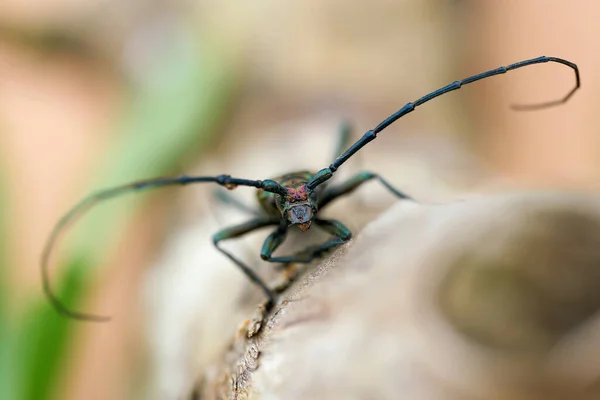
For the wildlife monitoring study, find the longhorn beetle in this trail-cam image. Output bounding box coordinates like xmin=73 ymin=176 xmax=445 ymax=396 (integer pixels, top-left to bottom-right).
xmin=42 ymin=56 xmax=580 ymax=322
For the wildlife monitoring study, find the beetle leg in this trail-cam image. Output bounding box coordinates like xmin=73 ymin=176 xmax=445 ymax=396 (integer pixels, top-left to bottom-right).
xmin=212 ymin=188 xmax=262 ymax=216
xmin=333 ymin=120 xmax=353 ymax=160
xmin=318 ymin=171 xmax=414 ymax=210
xmin=261 ymin=219 xmax=352 ymax=264
xmin=213 ymin=217 xmax=280 ymax=307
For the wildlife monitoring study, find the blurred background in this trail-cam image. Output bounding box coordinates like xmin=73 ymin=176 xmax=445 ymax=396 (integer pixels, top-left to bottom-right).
xmin=1 ymin=0 xmax=599 ymax=399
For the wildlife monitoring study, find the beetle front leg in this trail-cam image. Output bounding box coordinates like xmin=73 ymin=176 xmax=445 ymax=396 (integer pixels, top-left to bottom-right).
xmin=260 ymin=221 xmax=289 ymax=262
xmin=318 ymin=171 xmax=414 ymax=209
xmin=213 ymin=217 xmax=279 ymax=306
xmin=261 ymin=219 xmax=352 ymax=264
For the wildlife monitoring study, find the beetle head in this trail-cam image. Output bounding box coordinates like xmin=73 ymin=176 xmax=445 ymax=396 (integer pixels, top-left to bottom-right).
xmin=278 ymin=184 xmax=316 ymax=232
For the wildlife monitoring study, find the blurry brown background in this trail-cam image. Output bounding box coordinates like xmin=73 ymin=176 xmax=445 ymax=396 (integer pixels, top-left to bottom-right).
xmin=1 ymin=1 xmax=599 ymax=399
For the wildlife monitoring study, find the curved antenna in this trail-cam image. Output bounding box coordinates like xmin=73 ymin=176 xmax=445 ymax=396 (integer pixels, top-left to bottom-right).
xmin=42 ymin=174 xmax=286 ymax=322
xmin=510 ymin=57 xmax=580 ymax=110
xmin=308 ymin=56 xmax=580 ymax=189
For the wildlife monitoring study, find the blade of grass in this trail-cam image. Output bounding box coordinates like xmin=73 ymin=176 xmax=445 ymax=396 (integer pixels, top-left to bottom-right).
xmin=0 ymin=168 xmax=20 ymax=400
xmin=17 ymin=29 xmax=239 ymax=400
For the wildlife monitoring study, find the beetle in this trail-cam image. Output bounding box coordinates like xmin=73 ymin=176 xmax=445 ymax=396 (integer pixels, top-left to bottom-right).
xmin=42 ymin=56 xmax=580 ymax=322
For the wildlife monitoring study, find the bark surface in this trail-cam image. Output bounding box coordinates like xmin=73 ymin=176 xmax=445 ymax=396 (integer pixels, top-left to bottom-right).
xmin=193 ymin=192 xmax=600 ymax=400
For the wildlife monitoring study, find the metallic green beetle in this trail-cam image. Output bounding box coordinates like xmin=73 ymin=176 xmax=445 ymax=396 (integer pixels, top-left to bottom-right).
xmin=42 ymin=56 xmax=580 ymax=321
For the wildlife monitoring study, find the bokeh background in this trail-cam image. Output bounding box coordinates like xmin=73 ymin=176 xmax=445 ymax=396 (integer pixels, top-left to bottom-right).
xmin=1 ymin=1 xmax=599 ymax=399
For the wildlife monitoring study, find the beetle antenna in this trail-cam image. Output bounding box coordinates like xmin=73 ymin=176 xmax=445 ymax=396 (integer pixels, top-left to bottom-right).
xmin=308 ymin=56 xmax=580 ymax=190
xmin=42 ymin=174 xmax=286 ymax=322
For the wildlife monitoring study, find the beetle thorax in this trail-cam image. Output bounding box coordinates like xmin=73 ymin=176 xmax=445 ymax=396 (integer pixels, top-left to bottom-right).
xmin=286 ymin=185 xmax=309 ymax=202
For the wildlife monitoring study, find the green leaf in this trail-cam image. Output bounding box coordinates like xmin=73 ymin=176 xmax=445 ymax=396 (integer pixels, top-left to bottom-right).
xmin=0 ymin=169 xmax=17 ymax=400
xmin=17 ymin=262 xmax=87 ymax=400
xmin=15 ymin=29 xmax=238 ymax=400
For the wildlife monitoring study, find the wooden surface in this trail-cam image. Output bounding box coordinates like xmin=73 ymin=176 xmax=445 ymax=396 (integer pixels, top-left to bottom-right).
xmin=193 ymin=192 xmax=600 ymax=400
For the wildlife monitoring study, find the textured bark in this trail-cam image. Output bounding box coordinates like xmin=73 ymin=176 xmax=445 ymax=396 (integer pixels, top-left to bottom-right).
xmin=192 ymin=192 xmax=600 ymax=400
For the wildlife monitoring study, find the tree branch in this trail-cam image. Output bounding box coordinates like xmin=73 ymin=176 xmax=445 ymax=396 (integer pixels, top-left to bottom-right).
xmin=193 ymin=192 xmax=600 ymax=400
